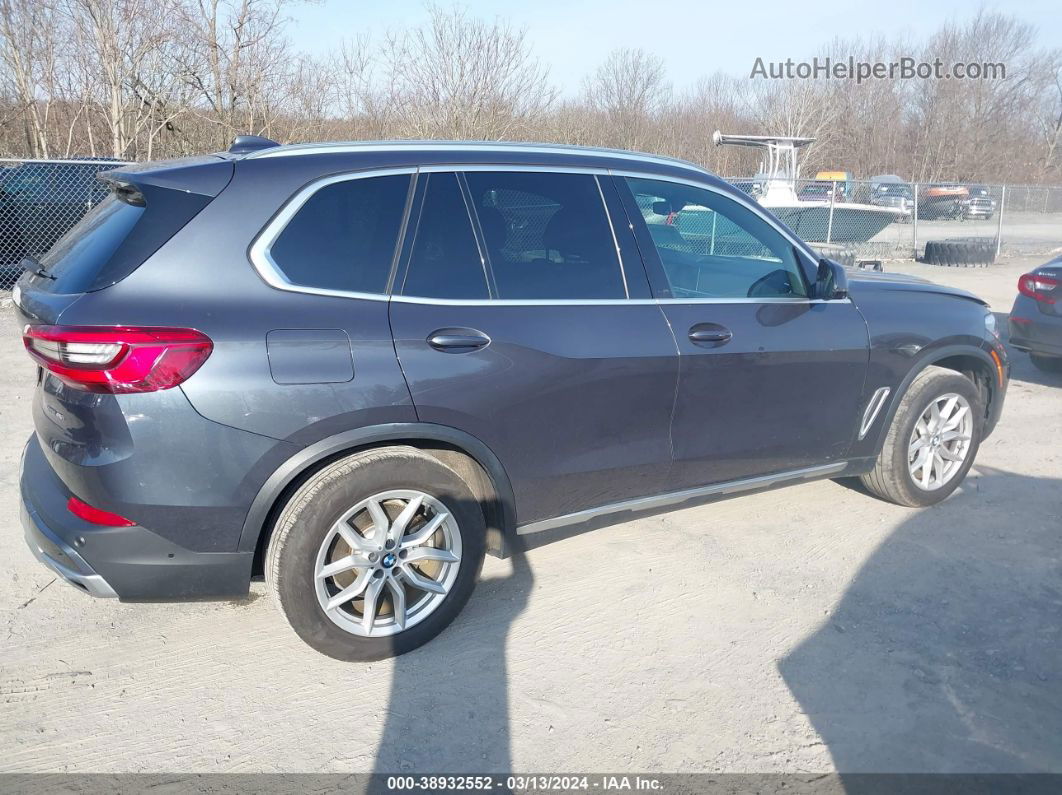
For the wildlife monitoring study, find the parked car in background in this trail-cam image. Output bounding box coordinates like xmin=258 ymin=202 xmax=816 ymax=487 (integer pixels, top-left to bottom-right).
xmin=798 ymin=180 xmax=845 ymax=202
xmin=1009 ymin=255 xmax=1062 ymax=373
xmin=0 ymin=159 xmax=119 ymax=289
xmin=870 ymin=183 xmax=914 ymax=220
xmin=813 ymin=170 xmax=853 ymax=199
xmin=16 ymin=138 xmax=1009 ymax=661
xmin=961 ymin=185 xmax=996 ymax=220
xmin=918 ymin=184 xmax=969 ymax=219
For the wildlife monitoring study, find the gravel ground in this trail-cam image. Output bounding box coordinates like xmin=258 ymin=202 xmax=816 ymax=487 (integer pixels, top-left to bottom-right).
xmin=860 ymin=211 xmax=1062 ymax=259
xmin=0 ymin=256 xmax=1059 ymax=774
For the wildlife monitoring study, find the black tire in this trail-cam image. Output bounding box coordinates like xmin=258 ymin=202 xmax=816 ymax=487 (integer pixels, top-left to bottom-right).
xmin=860 ymin=366 xmax=983 ymax=507
xmin=922 ymin=239 xmax=995 ymax=268
xmin=815 ymin=243 xmax=856 ymax=269
xmin=1030 ymin=354 xmax=1062 ymax=374
xmin=266 ymin=446 xmax=487 ymax=661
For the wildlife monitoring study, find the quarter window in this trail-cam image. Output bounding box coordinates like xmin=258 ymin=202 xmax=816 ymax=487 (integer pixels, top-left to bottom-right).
xmin=268 ymin=174 xmax=410 ymax=293
xmin=402 ymin=173 xmax=489 ymax=299
xmin=464 ymin=171 xmax=626 ymax=300
xmin=625 ymin=177 xmax=807 ymax=300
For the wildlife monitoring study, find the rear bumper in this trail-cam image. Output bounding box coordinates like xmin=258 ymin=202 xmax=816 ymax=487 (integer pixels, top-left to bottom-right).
xmin=1009 ymin=313 xmax=1062 ymax=357
xmin=20 ymin=435 xmax=253 ymax=600
xmin=23 ymin=498 xmax=118 ymax=598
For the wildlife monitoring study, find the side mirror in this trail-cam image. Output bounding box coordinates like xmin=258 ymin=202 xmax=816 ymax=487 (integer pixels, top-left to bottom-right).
xmin=816 ymin=258 xmax=849 ymax=300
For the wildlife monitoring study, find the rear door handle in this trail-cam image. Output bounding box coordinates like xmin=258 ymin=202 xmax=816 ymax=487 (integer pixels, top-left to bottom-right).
xmin=427 ymin=328 xmax=491 ymax=352
xmin=688 ymin=324 xmax=733 ymax=346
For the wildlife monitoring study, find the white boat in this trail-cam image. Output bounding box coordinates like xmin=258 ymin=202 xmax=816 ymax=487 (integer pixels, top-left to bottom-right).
xmin=713 ymin=131 xmax=903 ymax=243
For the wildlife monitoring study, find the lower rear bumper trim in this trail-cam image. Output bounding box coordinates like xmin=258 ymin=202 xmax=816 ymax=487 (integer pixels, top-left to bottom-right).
xmin=22 ymin=501 xmax=118 ymax=598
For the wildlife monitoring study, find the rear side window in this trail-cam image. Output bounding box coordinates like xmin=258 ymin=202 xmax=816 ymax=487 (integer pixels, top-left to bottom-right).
xmin=402 ymin=173 xmax=488 ymax=299
xmin=463 ymin=171 xmax=626 ymax=300
xmin=269 ymin=174 xmax=411 ymax=293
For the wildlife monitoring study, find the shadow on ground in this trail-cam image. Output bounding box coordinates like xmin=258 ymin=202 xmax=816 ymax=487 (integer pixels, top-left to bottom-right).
xmin=371 ymin=547 xmax=534 ymax=775
xmin=780 ymin=467 xmax=1062 ymax=776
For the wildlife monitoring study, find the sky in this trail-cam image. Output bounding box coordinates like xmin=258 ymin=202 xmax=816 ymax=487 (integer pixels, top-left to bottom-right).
xmin=286 ymin=0 xmax=1061 ymax=95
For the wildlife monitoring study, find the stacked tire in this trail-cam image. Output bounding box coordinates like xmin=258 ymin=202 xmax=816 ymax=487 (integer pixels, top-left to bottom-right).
xmin=814 ymin=243 xmax=857 ymax=269
xmin=922 ymin=238 xmax=996 ymax=268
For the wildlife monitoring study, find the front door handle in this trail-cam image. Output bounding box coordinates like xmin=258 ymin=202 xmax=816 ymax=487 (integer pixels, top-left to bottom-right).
xmin=427 ymin=328 xmax=491 ymax=352
xmin=688 ymin=324 xmax=733 ymax=346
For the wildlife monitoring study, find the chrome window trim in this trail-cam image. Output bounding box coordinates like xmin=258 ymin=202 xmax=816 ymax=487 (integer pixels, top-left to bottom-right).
xmin=249 ymin=162 xmax=851 ymax=306
xmin=248 ymin=166 xmax=417 ymax=300
xmin=389 ymin=295 xmax=836 ymax=307
xmin=516 ymin=461 xmax=848 ymax=536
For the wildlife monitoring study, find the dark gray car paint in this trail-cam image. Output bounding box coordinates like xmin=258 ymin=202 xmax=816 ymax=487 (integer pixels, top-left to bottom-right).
xmin=16 ymin=143 xmax=1010 ymax=600
xmin=391 ymin=301 xmax=679 ymax=523
xmin=616 ymin=183 xmax=872 ymax=487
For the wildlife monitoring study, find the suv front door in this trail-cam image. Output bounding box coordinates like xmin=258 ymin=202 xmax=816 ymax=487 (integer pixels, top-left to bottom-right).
xmin=389 ymin=168 xmax=678 ymax=527
xmin=617 ymin=175 xmax=870 ymax=490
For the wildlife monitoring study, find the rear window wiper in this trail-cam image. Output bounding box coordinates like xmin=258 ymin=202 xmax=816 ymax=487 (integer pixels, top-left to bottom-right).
xmin=20 ymin=255 xmax=55 ymax=280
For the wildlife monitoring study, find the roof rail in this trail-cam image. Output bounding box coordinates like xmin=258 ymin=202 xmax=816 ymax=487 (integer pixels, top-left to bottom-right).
xmin=228 ymin=135 xmax=280 ymax=155
xmin=241 ymin=139 xmax=708 ymax=174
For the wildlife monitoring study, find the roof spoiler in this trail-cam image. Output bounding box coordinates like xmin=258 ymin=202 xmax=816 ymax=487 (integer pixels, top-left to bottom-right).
xmin=98 ymin=154 xmax=234 ymax=199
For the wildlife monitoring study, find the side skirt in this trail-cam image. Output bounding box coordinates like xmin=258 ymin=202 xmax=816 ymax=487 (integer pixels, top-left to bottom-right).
xmin=517 ymin=461 xmax=850 ymax=537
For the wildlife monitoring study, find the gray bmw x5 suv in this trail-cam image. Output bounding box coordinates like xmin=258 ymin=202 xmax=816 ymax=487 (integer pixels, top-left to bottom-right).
xmin=16 ymin=138 xmax=1009 ymax=660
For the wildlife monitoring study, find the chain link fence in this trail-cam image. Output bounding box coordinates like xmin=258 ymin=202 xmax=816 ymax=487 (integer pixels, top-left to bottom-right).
xmin=1 ymin=158 xmax=128 ymax=290
xmin=3 ymin=160 xmax=1062 ymax=292
xmin=729 ymin=177 xmax=1062 ymax=268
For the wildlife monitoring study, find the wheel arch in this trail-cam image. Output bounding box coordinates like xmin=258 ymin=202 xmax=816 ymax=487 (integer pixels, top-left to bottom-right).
xmin=241 ymin=423 xmax=518 ymax=570
xmin=867 ymin=344 xmax=1000 ymax=455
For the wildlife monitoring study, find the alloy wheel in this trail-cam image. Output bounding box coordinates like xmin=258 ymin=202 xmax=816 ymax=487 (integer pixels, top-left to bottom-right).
xmin=907 ymin=393 xmax=973 ymax=491
xmin=313 ymin=489 xmax=462 ymax=637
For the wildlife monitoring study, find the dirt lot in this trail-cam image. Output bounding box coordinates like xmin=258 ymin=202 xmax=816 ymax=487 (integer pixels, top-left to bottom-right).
xmin=1 ymin=256 xmax=1059 ymax=774
xmin=860 ymin=210 xmax=1062 ymax=260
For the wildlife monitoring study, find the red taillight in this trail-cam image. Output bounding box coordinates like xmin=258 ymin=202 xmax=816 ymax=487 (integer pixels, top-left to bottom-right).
xmin=23 ymin=325 xmax=212 ymax=394
xmin=67 ymin=496 xmax=136 ymax=527
xmin=1018 ymin=273 xmax=1059 ymax=304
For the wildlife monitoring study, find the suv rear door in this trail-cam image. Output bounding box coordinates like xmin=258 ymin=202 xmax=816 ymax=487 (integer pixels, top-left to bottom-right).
xmin=389 ymin=168 xmax=678 ymax=528
xmin=616 ymin=174 xmax=870 ymax=490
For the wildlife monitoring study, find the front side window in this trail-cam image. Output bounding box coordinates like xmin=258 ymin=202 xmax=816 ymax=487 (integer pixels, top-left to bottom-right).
xmin=625 ymin=177 xmax=807 ymax=300
xmin=464 ymin=171 xmax=626 ymax=300
xmin=268 ymin=173 xmax=410 ymax=293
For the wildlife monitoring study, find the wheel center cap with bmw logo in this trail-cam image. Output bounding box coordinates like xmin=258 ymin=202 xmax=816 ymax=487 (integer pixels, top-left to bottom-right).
xmin=382 ymin=552 xmax=397 ymax=568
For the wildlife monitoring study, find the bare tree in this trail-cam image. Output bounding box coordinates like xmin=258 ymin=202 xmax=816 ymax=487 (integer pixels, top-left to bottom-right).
xmin=1039 ymin=63 xmax=1062 ymax=181
xmin=177 ymin=0 xmax=300 ymax=148
xmin=63 ymin=0 xmax=194 ymax=159
xmin=325 ymin=35 xmax=397 ymax=139
xmin=664 ymin=74 xmax=749 ymax=171
xmin=0 ymin=3 xmax=1058 ymax=186
xmin=0 ymin=0 xmax=64 ymax=156
xmin=382 ymin=4 xmax=557 ymax=140
xmin=583 ymin=48 xmax=670 ymax=151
